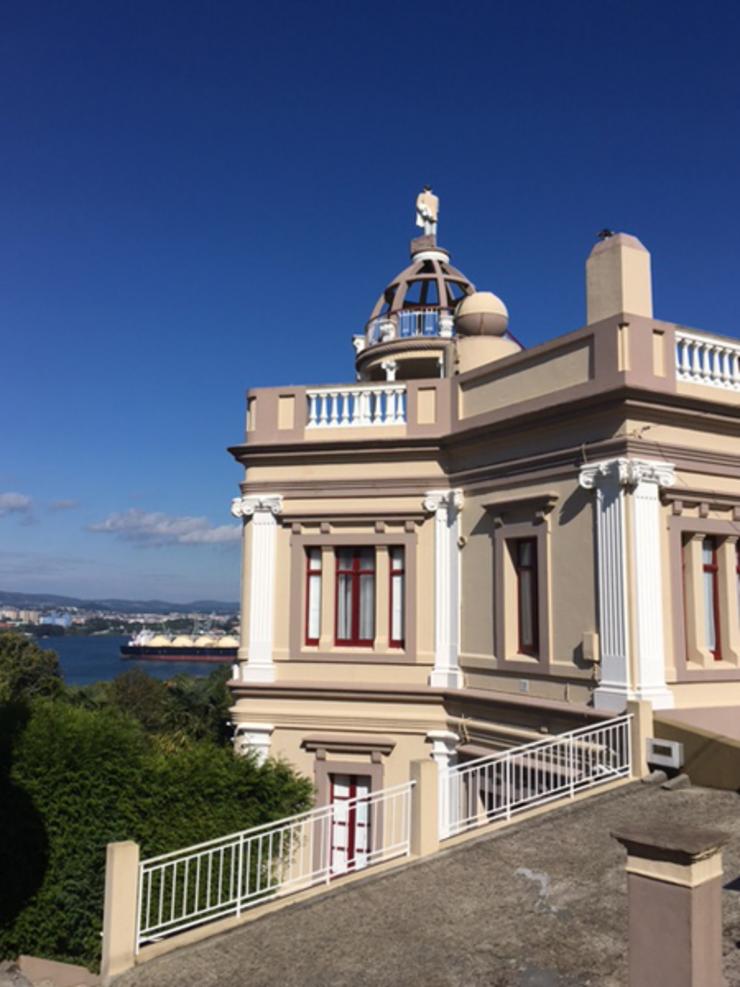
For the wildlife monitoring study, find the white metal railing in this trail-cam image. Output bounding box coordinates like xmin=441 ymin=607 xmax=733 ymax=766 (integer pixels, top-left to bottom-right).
xmin=136 ymin=780 xmax=414 ymax=948
xmin=366 ymin=308 xmax=454 ymax=345
xmin=440 ymin=715 xmax=631 ymax=839
xmin=306 ymin=384 xmax=406 ymax=428
xmin=676 ymin=331 xmax=740 ymax=391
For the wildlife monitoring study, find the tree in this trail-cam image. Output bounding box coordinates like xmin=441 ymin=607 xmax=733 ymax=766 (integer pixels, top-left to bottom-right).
xmin=0 ymin=633 xmax=62 ymax=704
xmin=108 ymin=668 xmax=171 ymax=733
xmin=0 ymin=700 xmax=313 ymax=968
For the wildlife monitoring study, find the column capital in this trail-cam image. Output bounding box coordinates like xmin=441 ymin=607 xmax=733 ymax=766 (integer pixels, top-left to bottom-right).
xmin=423 ymin=489 xmax=464 ymax=516
xmin=231 ymin=494 xmax=284 ymax=518
xmin=579 ymin=457 xmax=676 ymax=491
xmin=426 ymin=729 xmax=459 ymax=760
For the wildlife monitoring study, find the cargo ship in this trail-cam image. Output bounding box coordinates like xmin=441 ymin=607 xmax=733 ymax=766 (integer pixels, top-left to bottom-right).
xmin=120 ymin=628 xmax=239 ymax=663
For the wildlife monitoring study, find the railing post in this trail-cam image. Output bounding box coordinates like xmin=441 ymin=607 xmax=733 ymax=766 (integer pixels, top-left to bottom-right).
xmin=410 ymin=759 xmax=440 ymax=857
xmin=235 ymin=833 xmax=244 ymax=916
xmin=627 ymin=701 xmax=653 ymax=779
xmin=569 ymin=735 xmax=576 ymax=799
xmin=100 ymin=841 xmax=140 ymax=985
xmin=505 ymin=754 xmax=512 ymax=821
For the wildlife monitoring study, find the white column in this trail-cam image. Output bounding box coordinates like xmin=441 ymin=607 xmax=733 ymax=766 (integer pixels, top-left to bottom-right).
xmin=579 ymin=459 xmax=675 ymax=711
xmin=233 ymin=722 xmax=274 ymax=763
xmin=423 ymin=490 xmax=464 ymax=689
xmin=427 ymin=730 xmax=459 ymax=839
xmin=628 ymin=460 xmax=676 ymax=709
xmin=230 ymin=494 xmax=283 ymax=684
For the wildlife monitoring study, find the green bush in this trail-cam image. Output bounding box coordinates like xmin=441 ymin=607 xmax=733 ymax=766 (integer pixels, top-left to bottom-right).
xmin=0 ymin=700 xmax=312 ymax=969
xmin=0 ymin=633 xmax=62 ymax=704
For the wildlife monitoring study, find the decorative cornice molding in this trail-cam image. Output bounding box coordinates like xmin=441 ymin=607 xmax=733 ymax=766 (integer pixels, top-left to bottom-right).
xmin=423 ymin=488 xmax=464 ymax=515
xmin=230 ymin=494 xmax=284 ymax=518
xmin=483 ymin=491 xmax=559 ymax=526
xmin=579 ymin=458 xmax=676 ymax=491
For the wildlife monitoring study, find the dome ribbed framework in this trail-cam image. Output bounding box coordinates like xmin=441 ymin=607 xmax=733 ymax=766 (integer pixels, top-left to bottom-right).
xmin=369 ymin=247 xmax=476 ymax=321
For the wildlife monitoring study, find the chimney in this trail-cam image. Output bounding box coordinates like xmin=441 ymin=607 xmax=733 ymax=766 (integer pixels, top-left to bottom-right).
xmin=586 ymin=232 xmax=653 ymax=324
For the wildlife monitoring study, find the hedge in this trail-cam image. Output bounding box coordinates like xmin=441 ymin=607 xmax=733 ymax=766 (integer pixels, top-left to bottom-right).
xmin=0 ymin=700 xmax=312 ymax=969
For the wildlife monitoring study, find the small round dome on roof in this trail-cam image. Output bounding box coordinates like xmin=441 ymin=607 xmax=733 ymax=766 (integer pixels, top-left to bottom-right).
xmin=455 ymin=291 xmax=509 ymax=337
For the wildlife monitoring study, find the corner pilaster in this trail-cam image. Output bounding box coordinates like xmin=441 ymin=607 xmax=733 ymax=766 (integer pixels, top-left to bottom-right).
xmin=423 ymin=489 xmax=464 ymax=689
xmin=579 ymin=458 xmax=675 ymax=711
xmin=231 ymin=494 xmax=283 ymax=684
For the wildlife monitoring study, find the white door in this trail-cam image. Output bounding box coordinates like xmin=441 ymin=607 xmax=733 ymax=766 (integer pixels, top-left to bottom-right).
xmin=330 ymin=773 xmax=371 ymax=875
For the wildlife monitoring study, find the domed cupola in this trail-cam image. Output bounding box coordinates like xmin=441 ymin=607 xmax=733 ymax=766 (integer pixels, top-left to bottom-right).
xmin=354 ymin=188 xmax=520 ymax=380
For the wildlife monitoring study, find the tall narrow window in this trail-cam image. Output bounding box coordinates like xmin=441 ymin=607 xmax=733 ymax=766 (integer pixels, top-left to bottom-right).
xmin=305 ymin=548 xmax=322 ymax=645
xmin=514 ymin=538 xmax=539 ymax=656
xmin=702 ymin=536 xmax=721 ymax=660
xmin=336 ymin=548 xmax=375 ymax=646
xmin=389 ymin=547 xmax=405 ymax=648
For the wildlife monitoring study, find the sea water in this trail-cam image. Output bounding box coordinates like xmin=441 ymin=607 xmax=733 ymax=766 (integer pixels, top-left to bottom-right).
xmin=35 ymin=634 xmax=223 ymax=686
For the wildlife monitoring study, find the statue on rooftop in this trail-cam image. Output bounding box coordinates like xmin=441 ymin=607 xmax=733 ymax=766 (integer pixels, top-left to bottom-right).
xmin=415 ymin=185 xmax=439 ymax=237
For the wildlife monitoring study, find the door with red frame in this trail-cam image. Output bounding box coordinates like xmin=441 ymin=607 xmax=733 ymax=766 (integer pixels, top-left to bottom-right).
xmin=329 ymin=773 xmax=371 ymax=876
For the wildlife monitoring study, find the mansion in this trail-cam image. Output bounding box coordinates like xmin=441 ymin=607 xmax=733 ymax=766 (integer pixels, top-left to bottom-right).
xmin=227 ymin=193 xmax=740 ymax=798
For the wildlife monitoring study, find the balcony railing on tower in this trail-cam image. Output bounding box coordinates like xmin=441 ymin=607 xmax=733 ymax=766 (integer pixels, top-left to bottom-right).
xmin=306 ymin=383 xmax=407 ymax=428
xmin=365 ymin=308 xmax=455 ymax=346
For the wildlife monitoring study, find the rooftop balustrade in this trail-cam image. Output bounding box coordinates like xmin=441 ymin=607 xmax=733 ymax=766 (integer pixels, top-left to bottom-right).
xmin=675 ymin=330 xmax=740 ymax=391
xmin=307 ymin=383 xmax=406 ymax=428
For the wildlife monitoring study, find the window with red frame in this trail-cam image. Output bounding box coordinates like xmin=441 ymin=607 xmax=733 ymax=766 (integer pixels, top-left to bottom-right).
xmin=514 ymin=538 xmax=539 ymax=656
xmin=702 ymin=536 xmax=721 ymax=660
xmin=389 ymin=547 xmax=405 ymax=648
xmin=305 ymin=548 xmax=322 ymax=645
xmin=336 ymin=548 xmax=375 ymax=646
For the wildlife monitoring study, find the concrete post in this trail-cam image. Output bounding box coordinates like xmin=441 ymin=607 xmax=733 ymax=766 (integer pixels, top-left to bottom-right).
xmin=612 ymin=825 xmax=729 ymax=987
xmin=410 ymin=758 xmax=439 ymax=858
xmin=627 ymin=699 xmax=653 ymax=779
xmin=100 ymin=840 xmax=140 ymax=985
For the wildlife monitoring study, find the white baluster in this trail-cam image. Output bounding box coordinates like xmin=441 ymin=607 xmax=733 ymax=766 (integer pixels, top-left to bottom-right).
xmin=374 ymin=389 xmax=383 ymax=425
xmin=397 ymin=389 xmax=406 ymax=424
xmin=330 ymin=391 xmax=339 ymax=426
xmin=340 ymin=391 xmax=350 ymax=426
xmin=386 ymin=388 xmax=396 ymax=424
xmin=308 ymin=393 xmax=318 ymax=427
xmin=357 ymin=390 xmax=368 ymax=426
xmin=319 ymin=393 xmax=328 ymax=427
xmin=691 ymin=340 xmax=701 ymax=379
xmin=680 ymin=340 xmax=691 ymax=377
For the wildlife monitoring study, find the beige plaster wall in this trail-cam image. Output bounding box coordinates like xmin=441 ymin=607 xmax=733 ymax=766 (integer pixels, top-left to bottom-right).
xmin=459 ymin=339 xmax=593 ymax=420
xmin=459 ymin=477 xmax=597 ymax=680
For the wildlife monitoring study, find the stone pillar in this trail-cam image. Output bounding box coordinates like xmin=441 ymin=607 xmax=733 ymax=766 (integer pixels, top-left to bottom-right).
xmin=626 ymin=698 xmax=653 ymax=779
xmin=427 ymin=730 xmax=459 ymax=839
xmin=612 ymin=826 xmax=729 ymax=987
xmin=423 ymin=490 xmax=464 ymax=689
xmin=100 ymin=841 xmax=140 ymax=985
xmin=233 ymin=722 xmax=274 ymax=763
xmin=230 ymin=494 xmax=283 ymax=684
xmin=409 ymin=758 xmax=440 ymax=858
xmin=579 ymin=459 xmax=675 ymax=711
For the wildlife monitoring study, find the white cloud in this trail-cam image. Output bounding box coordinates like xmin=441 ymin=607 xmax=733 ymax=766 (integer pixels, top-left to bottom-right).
xmin=88 ymin=508 xmax=240 ymax=547
xmin=0 ymin=492 xmax=32 ymax=517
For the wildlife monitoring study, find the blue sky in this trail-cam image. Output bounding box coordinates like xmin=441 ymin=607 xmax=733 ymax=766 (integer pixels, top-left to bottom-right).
xmin=1 ymin=0 xmax=738 ymax=602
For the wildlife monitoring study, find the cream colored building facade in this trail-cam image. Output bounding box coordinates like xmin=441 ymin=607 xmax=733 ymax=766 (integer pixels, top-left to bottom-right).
xmin=228 ymin=201 xmax=740 ymax=798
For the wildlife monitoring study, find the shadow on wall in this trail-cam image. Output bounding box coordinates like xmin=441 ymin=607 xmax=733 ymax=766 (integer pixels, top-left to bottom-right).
xmin=0 ymin=704 xmax=49 ymax=937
